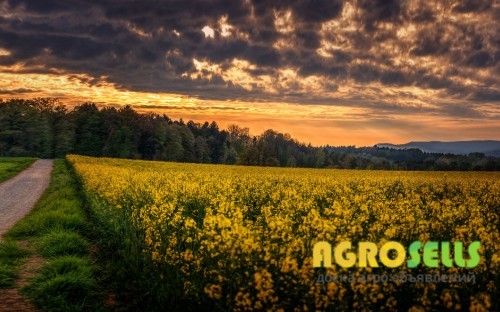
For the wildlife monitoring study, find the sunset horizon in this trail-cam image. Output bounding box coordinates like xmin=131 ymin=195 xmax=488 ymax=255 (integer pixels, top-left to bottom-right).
xmin=3 ymin=96 xmax=500 ymax=147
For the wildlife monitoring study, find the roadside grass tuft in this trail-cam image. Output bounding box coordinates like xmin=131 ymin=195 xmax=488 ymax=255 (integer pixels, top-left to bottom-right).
xmin=0 ymin=241 xmax=29 ymax=288
xmin=0 ymin=263 xmax=17 ymax=288
xmin=7 ymin=209 xmax=88 ymax=239
xmin=0 ymin=241 xmax=30 ymax=265
xmin=37 ymin=230 xmax=89 ymax=258
xmin=22 ymin=256 xmax=97 ymax=312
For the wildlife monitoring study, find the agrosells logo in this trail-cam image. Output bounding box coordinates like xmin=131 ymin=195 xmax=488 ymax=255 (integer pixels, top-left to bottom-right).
xmin=313 ymin=241 xmax=481 ymax=268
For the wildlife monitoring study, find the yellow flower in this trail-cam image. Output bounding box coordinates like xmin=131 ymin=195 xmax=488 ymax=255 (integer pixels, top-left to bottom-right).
xmin=204 ymin=284 xmax=222 ymax=300
xmin=67 ymin=155 xmax=500 ymax=311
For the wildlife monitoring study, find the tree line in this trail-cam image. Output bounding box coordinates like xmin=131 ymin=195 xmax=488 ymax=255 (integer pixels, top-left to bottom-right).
xmin=1 ymin=98 xmax=498 ymax=170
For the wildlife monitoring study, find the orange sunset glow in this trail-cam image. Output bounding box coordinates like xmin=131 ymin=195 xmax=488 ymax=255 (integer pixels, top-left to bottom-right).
xmin=0 ymin=0 xmax=499 ymax=146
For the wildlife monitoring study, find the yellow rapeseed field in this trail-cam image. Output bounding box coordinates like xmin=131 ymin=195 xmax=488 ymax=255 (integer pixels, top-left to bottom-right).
xmin=67 ymin=155 xmax=499 ymax=311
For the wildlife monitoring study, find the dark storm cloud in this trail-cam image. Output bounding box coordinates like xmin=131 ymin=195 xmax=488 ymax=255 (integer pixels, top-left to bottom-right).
xmin=466 ymin=51 xmax=495 ymax=68
xmin=0 ymin=87 xmax=38 ymax=94
xmin=452 ymin=0 xmax=493 ymax=13
xmin=357 ymin=0 xmax=402 ymax=31
xmin=410 ymin=26 xmax=451 ymax=56
xmin=439 ymin=104 xmax=485 ymax=118
xmin=7 ymin=0 xmax=86 ymax=13
xmin=0 ymin=0 xmax=498 ymax=118
xmin=133 ymin=104 xmax=246 ymax=111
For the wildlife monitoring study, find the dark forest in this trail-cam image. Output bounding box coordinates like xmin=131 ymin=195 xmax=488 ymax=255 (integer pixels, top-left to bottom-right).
xmin=1 ymin=98 xmax=498 ymax=170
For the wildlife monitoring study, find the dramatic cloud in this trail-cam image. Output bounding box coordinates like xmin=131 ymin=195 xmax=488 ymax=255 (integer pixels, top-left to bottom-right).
xmin=0 ymin=0 xmax=498 ymax=145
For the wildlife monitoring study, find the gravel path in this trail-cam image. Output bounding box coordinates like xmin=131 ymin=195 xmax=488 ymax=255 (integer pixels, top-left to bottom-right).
xmin=0 ymin=159 xmax=53 ymax=241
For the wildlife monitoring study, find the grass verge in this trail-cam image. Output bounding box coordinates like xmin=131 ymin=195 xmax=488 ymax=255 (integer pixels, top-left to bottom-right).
xmin=0 ymin=157 xmax=37 ymax=183
xmin=0 ymin=241 xmax=29 ymax=288
xmin=4 ymin=159 xmax=102 ymax=311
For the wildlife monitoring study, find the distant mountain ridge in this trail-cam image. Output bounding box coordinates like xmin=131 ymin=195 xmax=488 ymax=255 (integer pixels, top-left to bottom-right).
xmin=376 ymin=140 xmax=500 ymax=157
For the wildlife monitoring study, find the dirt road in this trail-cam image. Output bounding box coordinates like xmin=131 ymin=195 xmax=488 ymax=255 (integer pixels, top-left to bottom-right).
xmin=0 ymin=159 xmax=53 ymax=241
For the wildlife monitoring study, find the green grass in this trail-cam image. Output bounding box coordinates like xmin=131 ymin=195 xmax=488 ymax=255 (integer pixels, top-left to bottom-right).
xmin=37 ymin=230 xmax=89 ymax=258
xmin=0 ymin=263 xmax=17 ymax=288
xmin=0 ymin=157 xmax=37 ymax=183
xmin=8 ymin=204 xmax=88 ymax=239
xmin=4 ymin=159 xmax=101 ymax=311
xmin=0 ymin=241 xmax=29 ymax=288
xmin=22 ymin=256 xmax=97 ymax=312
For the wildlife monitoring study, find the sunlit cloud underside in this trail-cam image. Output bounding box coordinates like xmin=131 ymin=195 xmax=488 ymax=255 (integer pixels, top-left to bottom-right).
xmin=1 ymin=69 xmax=497 ymax=146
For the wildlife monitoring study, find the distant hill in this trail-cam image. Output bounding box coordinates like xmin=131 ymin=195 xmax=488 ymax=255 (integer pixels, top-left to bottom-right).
xmin=376 ymin=140 xmax=500 ymax=157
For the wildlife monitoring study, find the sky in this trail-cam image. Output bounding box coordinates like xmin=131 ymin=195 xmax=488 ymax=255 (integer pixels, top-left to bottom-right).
xmin=0 ymin=0 xmax=499 ymax=146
